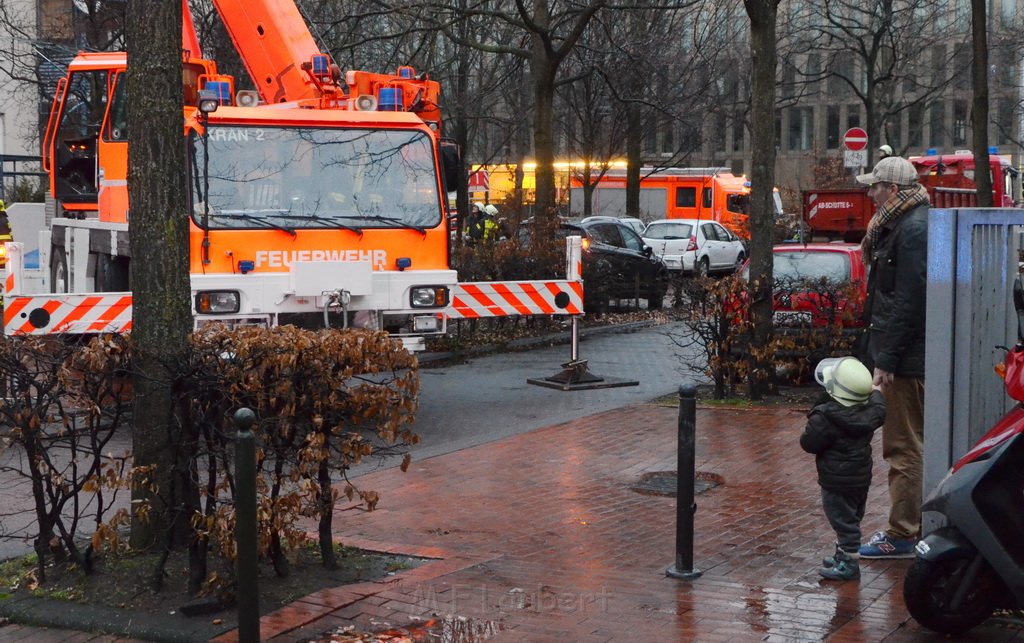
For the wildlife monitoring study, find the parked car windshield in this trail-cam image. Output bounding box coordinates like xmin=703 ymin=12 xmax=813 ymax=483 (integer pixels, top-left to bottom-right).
xmin=644 ymin=222 xmax=693 ymax=239
xmin=774 ymin=251 xmax=851 ymax=283
xmin=189 ymin=126 xmax=442 ymax=230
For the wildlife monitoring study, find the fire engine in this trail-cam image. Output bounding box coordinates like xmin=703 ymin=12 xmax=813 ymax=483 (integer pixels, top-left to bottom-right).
xmin=802 ymin=150 xmax=1021 ymax=242
xmin=5 ymin=0 xmax=582 ymax=349
xmin=569 ymin=167 xmax=784 ymax=239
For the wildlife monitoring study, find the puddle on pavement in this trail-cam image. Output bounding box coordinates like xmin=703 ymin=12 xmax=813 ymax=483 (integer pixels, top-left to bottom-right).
xmin=311 ymin=615 xmax=504 ymax=642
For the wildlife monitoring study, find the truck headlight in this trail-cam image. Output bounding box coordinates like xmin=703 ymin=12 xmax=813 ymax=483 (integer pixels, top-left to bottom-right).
xmin=195 ymin=290 xmax=240 ymax=314
xmin=410 ymin=286 xmax=448 ymax=308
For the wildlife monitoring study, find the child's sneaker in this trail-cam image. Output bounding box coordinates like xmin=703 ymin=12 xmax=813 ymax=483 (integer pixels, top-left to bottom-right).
xmin=858 ymin=530 xmax=916 ymax=558
xmin=820 ymin=549 xmax=860 ymax=581
xmin=822 ymin=543 xmax=841 ymax=568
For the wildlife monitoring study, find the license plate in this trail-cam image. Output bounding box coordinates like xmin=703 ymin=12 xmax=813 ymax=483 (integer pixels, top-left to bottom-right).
xmin=773 ymin=310 xmax=811 ymax=326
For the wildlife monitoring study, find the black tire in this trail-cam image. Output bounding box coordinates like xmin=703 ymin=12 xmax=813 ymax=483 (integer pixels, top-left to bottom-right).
xmin=50 ymin=247 xmax=69 ymax=293
xmin=903 ymin=554 xmax=1000 ymax=634
xmin=696 ymin=257 xmax=710 ymax=278
xmin=734 ymin=252 xmax=746 ymax=273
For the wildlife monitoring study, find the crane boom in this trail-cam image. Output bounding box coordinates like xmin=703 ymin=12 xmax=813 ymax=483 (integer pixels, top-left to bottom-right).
xmin=210 ymin=0 xmax=336 ymax=103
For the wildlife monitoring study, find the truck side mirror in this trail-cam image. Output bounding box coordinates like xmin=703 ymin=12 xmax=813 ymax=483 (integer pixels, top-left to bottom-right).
xmin=439 ymin=138 xmax=461 ymax=194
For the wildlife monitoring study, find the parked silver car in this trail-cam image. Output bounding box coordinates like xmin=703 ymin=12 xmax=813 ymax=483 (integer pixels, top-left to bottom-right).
xmin=642 ymin=218 xmax=746 ymax=276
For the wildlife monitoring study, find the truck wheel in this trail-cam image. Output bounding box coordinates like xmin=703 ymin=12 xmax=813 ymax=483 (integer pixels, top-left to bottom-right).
xmin=903 ymin=553 xmax=1000 ymax=634
xmin=51 ymin=247 xmax=69 ymax=293
xmin=95 ymin=254 xmax=130 ymax=292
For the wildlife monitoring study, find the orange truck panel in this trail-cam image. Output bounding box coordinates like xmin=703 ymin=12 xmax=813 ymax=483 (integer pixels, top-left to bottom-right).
xmin=570 ymin=168 xmax=753 ymax=238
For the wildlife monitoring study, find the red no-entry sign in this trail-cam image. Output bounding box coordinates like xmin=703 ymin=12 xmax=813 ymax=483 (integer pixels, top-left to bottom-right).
xmin=843 ymin=127 xmax=868 ymax=151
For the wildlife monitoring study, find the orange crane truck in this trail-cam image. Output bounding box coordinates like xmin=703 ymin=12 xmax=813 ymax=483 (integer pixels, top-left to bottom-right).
xmin=4 ymin=0 xmax=582 ymax=347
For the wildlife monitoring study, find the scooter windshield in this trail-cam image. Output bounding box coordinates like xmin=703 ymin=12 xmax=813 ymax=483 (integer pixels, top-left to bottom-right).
xmin=189 ymin=126 xmax=442 ymax=231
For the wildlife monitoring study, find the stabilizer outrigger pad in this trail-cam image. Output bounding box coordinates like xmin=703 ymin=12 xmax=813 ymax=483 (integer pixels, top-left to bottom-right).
xmin=527 ymin=358 xmax=639 ymax=391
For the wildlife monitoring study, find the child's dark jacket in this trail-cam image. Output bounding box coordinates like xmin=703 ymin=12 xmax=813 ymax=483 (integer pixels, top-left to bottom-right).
xmin=799 ymin=391 xmax=886 ymax=491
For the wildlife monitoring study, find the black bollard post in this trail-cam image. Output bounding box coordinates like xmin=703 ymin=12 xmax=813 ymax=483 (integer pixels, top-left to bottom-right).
xmin=234 ymin=408 xmax=260 ymax=641
xmin=666 ymin=384 xmax=702 ymax=580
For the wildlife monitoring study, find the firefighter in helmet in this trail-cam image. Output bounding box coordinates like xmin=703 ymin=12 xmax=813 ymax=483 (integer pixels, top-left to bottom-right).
xmin=481 ymin=204 xmax=500 ymax=242
xmin=466 ymin=202 xmax=485 ymax=243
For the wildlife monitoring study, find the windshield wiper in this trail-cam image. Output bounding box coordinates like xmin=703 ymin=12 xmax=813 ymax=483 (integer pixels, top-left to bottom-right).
xmin=363 ymin=215 xmax=426 ymax=235
xmin=280 ymin=213 xmax=364 ymax=236
xmin=212 ymin=210 xmax=297 ymax=237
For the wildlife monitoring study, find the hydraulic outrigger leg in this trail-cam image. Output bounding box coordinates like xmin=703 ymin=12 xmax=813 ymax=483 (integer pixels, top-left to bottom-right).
xmin=528 ymin=314 xmax=639 ymax=392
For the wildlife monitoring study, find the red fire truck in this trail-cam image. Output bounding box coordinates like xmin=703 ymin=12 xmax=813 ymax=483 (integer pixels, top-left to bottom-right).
xmin=802 ymin=151 xmax=1020 ymax=241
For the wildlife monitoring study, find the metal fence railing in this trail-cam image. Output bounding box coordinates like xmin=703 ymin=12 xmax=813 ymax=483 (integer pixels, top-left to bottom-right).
xmin=925 ymin=208 xmax=1024 ymax=528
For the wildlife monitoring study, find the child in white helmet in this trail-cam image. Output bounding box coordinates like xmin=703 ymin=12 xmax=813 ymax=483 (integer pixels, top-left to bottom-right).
xmin=800 ymin=356 xmax=886 ymax=581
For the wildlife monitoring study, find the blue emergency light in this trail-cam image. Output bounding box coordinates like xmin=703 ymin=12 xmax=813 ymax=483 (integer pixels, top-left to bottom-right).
xmin=205 ymin=81 xmax=231 ymax=105
xmin=378 ymin=87 xmax=402 ymax=111
xmin=312 ymin=54 xmax=330 ymax=76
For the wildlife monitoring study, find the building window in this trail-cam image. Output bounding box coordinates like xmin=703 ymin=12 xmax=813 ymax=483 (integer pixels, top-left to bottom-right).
xmin=732 ymin=117 xmax=744 ymax=152
xmin=887 ymin=109 xmax=902 ymax=149
xmin=712 ymin=113 xmax=726 ymax=152
xmin=826 ymin=105 xmax=840 ymax=149
xmin=929 ymin=102 xmax=945 ymax=148
xmin=952 ymin=47 xmax=971 ymax=91
xmin=662 ymin=120 xmax=675 ymax=154
xmin=788 ymin=106 xmax=813 ymax=151
xmin=1002 ymin=0 xmax=1018 ymax=27
xmin=846 ymin=105 xmax=860 ymax=130
xmin=953 ymin=100 xmax=968 ymax=146
xmin=806 ymin=53 xmax=821 ymax=96
xmin=997 ymin=98 xmax=1014 ymax=145
xmin=909 ymin=103 xmax=924 ymax=148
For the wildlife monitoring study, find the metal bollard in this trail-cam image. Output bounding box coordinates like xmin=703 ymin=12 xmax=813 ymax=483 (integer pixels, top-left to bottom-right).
xmin=666 ymin=384 xmax=702 ymax=580
xmin=234 ymin=407 xmax=261 ymax=641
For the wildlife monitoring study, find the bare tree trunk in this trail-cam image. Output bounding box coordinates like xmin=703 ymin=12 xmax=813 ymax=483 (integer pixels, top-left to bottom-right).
xmin=744 ymin=0 xmax=781 ymax=400
xmin=317 ymin=458 xmax=338 ymax=570
xmin=531 ymin=32 xmax=557 ymax=218
xmin=626 ymin=103 xmax=642 ymax=218
xmin=971 ymin=0 xmax=993 ymax=207
xmin=125 ymin=0 xmax=194 ymax=548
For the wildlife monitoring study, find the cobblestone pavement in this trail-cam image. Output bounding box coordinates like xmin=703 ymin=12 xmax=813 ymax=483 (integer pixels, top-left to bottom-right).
xmin=218 ymin=403 xmax=1021 ymax=642
xmin=4 ymin=399 xmax=1023 ymax=641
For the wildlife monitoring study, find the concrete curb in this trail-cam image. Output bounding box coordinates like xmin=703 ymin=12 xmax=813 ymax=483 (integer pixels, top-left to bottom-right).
xmin=0 ymin=592 xmax=231 ymax=642
xmin=419 ymin=319 xmax=662 ymax=364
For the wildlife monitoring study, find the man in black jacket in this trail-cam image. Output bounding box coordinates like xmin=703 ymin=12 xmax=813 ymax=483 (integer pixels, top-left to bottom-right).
xmin=854 ymin=156 xmax=929 ymax=559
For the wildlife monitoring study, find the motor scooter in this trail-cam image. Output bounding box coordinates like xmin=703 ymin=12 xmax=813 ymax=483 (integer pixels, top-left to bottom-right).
xmin=904 ymin=277 xmax=1024 ymax=634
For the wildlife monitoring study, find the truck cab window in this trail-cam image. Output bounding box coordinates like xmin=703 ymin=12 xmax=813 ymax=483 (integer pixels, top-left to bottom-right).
xmin=104 ymin=74 xmax=127 ymax=141
xmin=54 ymin=70 xmax=108 ymax=203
